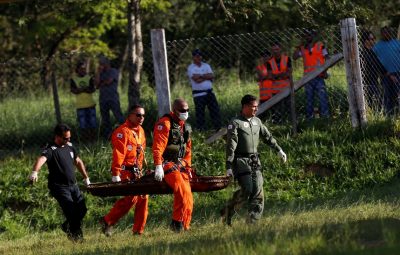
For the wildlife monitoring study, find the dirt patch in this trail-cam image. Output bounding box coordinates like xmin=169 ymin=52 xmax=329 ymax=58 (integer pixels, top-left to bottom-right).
xmin=6 ymin=200 xmax=32 ymax=212
xmin=304 ymin=163 xmax=334 ymax=177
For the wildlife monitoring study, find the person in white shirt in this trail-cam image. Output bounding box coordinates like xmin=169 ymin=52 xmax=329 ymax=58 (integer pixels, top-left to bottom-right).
xmin=187 ymin=49 xmax=222 ymax=131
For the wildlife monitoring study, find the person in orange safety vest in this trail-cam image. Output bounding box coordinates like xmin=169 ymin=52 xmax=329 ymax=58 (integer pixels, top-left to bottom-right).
xmin=293 ymin=29 xmax=330 ymax=120
xmin=265 ymin=42 xmax=292 ymax=123
xmin=256 ymin=50 xmax=274 ymax=104
xmin=100 ymin=104 xmax=148 ymax=236
xmin=153 ymin=98 xmax=193 ymax=233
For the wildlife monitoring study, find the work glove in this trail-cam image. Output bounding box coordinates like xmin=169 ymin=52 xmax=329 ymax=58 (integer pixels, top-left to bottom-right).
xmin=29 ymin=171 xmax=38 ymax=182
xmin=226 ymin=169 xmax=233 ymax=177
xmin=154 ymin=165 xmax=164 ymax=182
xmin=112 ymin=175 xmax=121 ymax=182
xmin=278 ymin=149 xmax=287 ymax=163
xmin=83 ymin=178 xmax=91 ymax=186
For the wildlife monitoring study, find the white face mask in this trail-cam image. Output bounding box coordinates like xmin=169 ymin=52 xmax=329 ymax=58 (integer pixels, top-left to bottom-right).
xmin=178 ymin=112 xmax=189 ymax=121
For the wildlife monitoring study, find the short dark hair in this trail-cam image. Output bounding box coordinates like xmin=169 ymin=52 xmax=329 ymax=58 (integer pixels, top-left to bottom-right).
xmin=260 ymin=50 xmax=271 ymax=57
xmin=241 ymin=94 xmax=257 ymax=106
xmin=271 ymin=41 xmax=281 ymax=48
xmin=54 ymin=123 xmax=71 ymax=137
xmin=360 ymin=30 xmax=373 ymax=44
xmin=76 ymin=61 xmax=86 ymax=71
xmin=128 ymin=104 xmax=143 ymax=114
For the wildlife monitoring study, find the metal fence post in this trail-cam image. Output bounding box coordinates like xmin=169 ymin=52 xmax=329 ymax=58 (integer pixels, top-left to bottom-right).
xmin=151 ymin=29 xmax=171 ymax=117
xmin=340 ymin=17 xmax=367 ymax=127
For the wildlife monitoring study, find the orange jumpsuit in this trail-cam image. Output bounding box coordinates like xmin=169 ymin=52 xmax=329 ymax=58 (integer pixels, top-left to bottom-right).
xmin=152 ymin=112 xmax=193 ymax=230
xmin=103 ymin=120 xmax=148 ymax=234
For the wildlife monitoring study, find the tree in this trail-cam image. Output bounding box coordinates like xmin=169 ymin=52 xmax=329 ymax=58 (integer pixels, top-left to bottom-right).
xmin=127 ymin=0 xmax=142 ymax=108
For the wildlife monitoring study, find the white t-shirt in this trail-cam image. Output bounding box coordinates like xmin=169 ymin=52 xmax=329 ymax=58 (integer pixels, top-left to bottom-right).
xmin=187 ymin=62 xmax=213 ymax=97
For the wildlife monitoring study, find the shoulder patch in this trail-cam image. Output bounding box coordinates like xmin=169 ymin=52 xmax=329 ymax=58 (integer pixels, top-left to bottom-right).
xmin=243 ymin=122 xmax=250 ymax=128
xmin=117 ymin=133 xmax=123 ymax=139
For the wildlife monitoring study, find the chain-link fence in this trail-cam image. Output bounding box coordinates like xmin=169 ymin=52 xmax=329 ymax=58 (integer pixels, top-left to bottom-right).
xmin=358 ymin=26 xmax=400 ymax=116
xmin=164 ymin=26 xmax=347 ymax=130
xmin=1 ymin=23 xmax=399 ymax=154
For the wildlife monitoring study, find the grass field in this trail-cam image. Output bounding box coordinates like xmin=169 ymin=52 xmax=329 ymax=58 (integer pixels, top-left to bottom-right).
xmin=1 ymin=68 xmax=400 ymax=254
xmin=1 ymin=180 xmax=400 ymax=255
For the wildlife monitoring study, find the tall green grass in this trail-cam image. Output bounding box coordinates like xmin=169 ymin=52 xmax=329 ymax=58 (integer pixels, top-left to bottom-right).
xmin=1 ymin=67 xmax=400 ymax=254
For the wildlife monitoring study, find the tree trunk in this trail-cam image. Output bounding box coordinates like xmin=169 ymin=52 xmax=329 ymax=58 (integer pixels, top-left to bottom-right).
xmin=127 ymin=0 xmax=143 ymax=109
xmin=118 ymin=43 xmax=129 ymax=88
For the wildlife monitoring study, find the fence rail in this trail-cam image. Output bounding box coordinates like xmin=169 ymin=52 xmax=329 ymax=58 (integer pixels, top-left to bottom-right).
xmin=0 ymin=21 xmax=399 ymax=153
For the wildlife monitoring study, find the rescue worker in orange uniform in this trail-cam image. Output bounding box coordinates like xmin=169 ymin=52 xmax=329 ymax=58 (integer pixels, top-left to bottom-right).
xmin=293 ymin=29 xmax=330 ymax=119
xmin=153 ymin=98 xmax=193 ymax=233
xmin=100 ymin=105 xmax=148 ymax=236
xmin=265 ymin=41 xmax=292 ymax=123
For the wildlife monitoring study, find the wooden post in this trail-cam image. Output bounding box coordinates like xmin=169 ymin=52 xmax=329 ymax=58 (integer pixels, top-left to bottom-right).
xmin=151 ymin=29 xmax=171 ymax=117
xmin=340 ymin=17 xmax=367 ymax=127
xmin=51 ymin=72 xmax=62 ymax=124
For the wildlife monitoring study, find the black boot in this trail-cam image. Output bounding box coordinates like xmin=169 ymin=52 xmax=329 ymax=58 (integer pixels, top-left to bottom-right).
xmin=170 ymin=220 xmax=183 ymax=233
xmin=220 ymin=206 xmax=234 ymax=226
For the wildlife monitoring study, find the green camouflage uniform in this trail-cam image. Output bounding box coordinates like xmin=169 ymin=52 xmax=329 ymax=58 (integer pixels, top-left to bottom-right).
xmin=225 ymin=115 xmax=281 ymax=223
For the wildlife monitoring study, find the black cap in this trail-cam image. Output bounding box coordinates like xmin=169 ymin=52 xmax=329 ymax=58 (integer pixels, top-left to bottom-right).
xmin=192 ymin=49 xmax=203 ymax=56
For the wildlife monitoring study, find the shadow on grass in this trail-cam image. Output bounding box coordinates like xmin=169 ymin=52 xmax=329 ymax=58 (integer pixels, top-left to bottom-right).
xmin=73 ymin=217 xmax=400 ymax=255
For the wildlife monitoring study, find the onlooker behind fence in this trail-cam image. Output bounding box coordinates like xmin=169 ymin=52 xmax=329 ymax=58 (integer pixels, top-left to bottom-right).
xmin=265 ymin=42 xmax=292 ymax=123
xmin=70 ymin=61 xmax=97 ymax=142
xmin=256 ymin=50 xmax=274 ymax=104
xmin=373 ymin=26 xmax=400 ymax=116
xmin=293 ymin=29 xmax=330 ymax=120
xmin=255 ymin=50 xmax=273 ymax=120
xmin=360 ymin=30 xmax=386 ymax=112
xmin=187 ymin=49 xmax=222 ymax=131
xmin=95 ymin=56 xmax=124 ymax=139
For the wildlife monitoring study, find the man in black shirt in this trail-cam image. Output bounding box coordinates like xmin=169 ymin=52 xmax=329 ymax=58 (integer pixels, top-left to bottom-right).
xmin=29 ymin=123 xmax=91 ymax=242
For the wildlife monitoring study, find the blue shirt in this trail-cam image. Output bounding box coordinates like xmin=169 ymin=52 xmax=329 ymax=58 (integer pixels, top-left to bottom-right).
xmin=373 ymin=39 xmax=400 ymax=73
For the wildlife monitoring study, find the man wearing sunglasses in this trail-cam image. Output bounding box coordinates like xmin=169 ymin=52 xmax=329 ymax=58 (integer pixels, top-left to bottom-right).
xmin=152 ymin=98 xmax=193 ymax=233
xmin=100 ymin=105 xmax=148 ymax=236
xmin=221 ymin=95 xmax=287 ymax=226
xmin=29 ymin=123 xmax=91 ymax=242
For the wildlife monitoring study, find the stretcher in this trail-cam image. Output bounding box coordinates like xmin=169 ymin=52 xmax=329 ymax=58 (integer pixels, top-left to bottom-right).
xmin=85 ymin=174 xmax=231 ymax=197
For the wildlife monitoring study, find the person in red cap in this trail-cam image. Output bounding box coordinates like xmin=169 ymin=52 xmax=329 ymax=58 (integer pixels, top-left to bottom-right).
xmin=100 ymin=104 xmax=148 ymax=236
xmin=152 ymin=98 xmax=193 ymax=232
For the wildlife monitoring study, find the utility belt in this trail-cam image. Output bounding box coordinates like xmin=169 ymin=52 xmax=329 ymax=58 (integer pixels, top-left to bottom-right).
xmin=192 ymin=88 xmax=213 ymax=95
xmin=234 ymin=153 xmax=260 ymax=174
xmin=164 ymin=164 xmax=186 ymax=175
xmin=121 ymin=165 xmax=141 ymax=178
xmin=163 ymin=159 xmax=191 ymax=177
xmin=234 ymin=152 xmax=259 ymax=160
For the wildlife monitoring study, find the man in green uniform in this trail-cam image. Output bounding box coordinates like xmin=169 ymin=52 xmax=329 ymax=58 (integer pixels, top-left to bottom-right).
xmin=221 ymin=94 xmax=287 ymax=225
